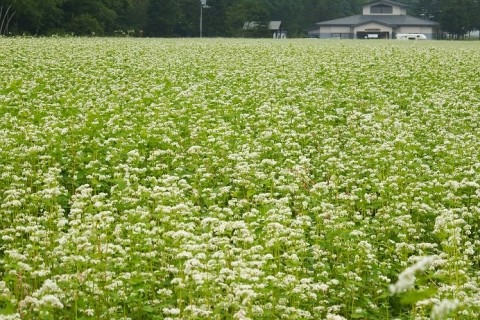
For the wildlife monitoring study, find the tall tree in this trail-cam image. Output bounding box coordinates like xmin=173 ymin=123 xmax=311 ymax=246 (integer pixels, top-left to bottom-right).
xmin=226 ymin=0 xmax=274 ymax=37
xmin=0 ymin=2 xmax=16 ymax=35
xmin=197 ymin=0 xmax=236 ymax=37
xmin=440 ymin=0 xmax=475 ymax=39
xmin=1 ymin=0 xmax=63 ymax=35
xmin=145 ymin=0 xmax=184 ymax=36
xmin=471 ymin=0 xmax=480 ymax=38
xmin=112 ymin=0 xmax=148 ymax=35
xmin=62 ymin=0 xmax=118 ymax=35
xmin=269 ymin=0 xmax=304 ymax=36
xmin=302 ymin=0 xmax=329 ymax=30
xmin=412 ymin=0 xmax=441 ymax=20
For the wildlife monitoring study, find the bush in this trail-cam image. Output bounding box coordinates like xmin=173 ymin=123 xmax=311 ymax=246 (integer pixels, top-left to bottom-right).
xmin=68 ymin=14 xmax=104 ymax=36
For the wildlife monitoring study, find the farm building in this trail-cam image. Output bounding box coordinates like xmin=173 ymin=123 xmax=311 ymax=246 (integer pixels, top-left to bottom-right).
xmin=243 ymin=21 xmax=287 ymax=38
xmin=308 ymin=0 xmax=438 ymax=39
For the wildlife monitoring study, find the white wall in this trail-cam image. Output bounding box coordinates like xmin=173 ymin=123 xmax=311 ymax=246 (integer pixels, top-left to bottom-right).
xmin=354 ymin=23 xmax=392 ymax=33
xmin=331 ymin=26 xmax=350 ymax=33
xmin=317 ymin=26 xmax=351 ymax=38
xmin=397 ymin=26 xmax=433 ymax=34
xmin=319 ymin=26 xmax=331 ymax=33
xmin=396 ymin=26 xmax=436 ymax=39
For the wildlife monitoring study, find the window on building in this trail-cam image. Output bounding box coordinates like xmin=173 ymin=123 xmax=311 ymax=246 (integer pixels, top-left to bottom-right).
xmin=370 ymin=4 xmax=393 ymax=14
xmin=331 ymin=33 xmax=351 ymax=39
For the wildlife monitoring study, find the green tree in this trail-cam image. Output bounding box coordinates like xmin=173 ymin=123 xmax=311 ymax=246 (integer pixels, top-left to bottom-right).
xmin=196 ymin=0 xmax=236 ymax=37
xmin=471 ymin=0 xmax=480 ymax=38
xmin=145 ymin=0 xmax=184 ymax=36
xmin=302 ymin=0 xmax=329 ymax=32
xmin=269 ymin=0 xmax=303 ymax=36
xmin=68 ymin=13 xmax=104 ymax=35
xmin=119 ymin=0 xmax=148 ymax=35
xmin=0 ymin=2 xmax=15 ymax=35
xmin=1 ymin=0 xmax=63 ymax=35
xmin=440 ymin=0 xmax=475 ymax=39
xmin=301 ymin=0 xmax=365 ymax=34
xmin=412 ymin=0 xmax=441 ymax=20
xmin=226 ymin=0 xmax=273 ymax=37
xmin=62 ymin=0 xmax=114 ymax=35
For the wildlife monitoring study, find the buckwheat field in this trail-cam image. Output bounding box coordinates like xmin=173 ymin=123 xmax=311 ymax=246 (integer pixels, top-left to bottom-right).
xmin=0 ymin=38 xmax=479 ymax=320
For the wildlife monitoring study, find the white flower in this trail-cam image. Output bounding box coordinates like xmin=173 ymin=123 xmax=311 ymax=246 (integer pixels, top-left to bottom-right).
xmin=39 ymin=294 xmax=63 ymax=309
xmin=431 ymin=298 xmax=460 ymax=320
xmin=389 ymin=255 xmax=439 ymax=294
xmin=162 ymin=307 xmax=181 ymax=315
xmin=85 ymin=309 xmax=95 ymax=316
xmin=233 ymin=309 xmax=251 ymax=320
xmin=0 ymin=314 xmax=22 ymax=320
xmin=326 ymin=314 xmax=347 ymax=320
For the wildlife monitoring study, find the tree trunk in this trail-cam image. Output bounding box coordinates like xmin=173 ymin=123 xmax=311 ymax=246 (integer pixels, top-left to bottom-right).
xmin=0 ymin=4 xmax=15 ymax=36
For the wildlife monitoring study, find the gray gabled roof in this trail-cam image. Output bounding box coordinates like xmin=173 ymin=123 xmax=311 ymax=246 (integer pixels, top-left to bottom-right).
xmin=269 ymin=21 xmax=282 ymax=30
xmin=356 ymin=19 xmax=393 ymax=28
xmin=243 ymin=21 xmax=282 ymax=31
xmin=316 ymin=14 xmax=438 ymax=27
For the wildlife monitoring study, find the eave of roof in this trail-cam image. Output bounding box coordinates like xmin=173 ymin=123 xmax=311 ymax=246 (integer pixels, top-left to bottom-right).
xmin=243 ymin=21 xmax=282 ymax=31
xmin=316 ymin=14 xmax=438 ymax=27
xmin=355 ymin=19 xmax=394 ymax=28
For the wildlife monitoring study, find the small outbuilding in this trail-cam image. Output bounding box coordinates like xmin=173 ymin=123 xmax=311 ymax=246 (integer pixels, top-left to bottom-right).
xmin=308 ymin=0 xmax=438 ymax=39
xmin=243 ymin=21 xmax=287 ymax=38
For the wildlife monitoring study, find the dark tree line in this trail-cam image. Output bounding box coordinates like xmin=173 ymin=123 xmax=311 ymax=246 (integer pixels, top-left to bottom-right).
xmin=413 ymin=0 xmax=480 ymax=38
xmin=0 ymin=0 xmax=479 ymax=38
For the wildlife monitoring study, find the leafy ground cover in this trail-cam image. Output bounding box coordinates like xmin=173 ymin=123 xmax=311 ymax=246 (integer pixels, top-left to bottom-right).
xmin=0 ymin=38 xmax=479 ymax=320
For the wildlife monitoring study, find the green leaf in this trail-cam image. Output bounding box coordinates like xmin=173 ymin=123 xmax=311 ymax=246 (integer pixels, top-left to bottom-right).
xmin=377 ymin=291 xmax=390 ymax=299
xmin=143 ymin=306 xmax=155 ymax=313
xmin=351 ymin=309 xmax=367 ymax=318
xmin=400 ymin=287 xmax=438 ymax=305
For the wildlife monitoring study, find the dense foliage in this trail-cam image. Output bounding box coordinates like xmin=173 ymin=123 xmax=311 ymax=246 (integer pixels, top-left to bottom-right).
xmin=1 ymin=38 xmax=480 ymax=319
xmin=0 ymin=0 xmax=479 ymax=37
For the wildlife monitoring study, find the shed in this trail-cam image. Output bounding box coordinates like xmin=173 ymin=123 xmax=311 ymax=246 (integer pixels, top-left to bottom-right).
xmin=243 ymin=21 xmax=287 ymax=38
